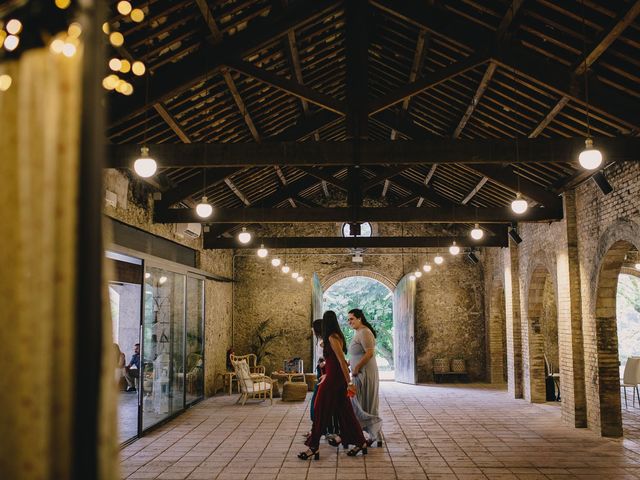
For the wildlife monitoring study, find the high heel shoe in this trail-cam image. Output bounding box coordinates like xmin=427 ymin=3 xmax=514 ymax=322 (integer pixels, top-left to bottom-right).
xmin=347 ymin=444 xmax=368 ymax=457
xmin=297 ymin=448 xmax=319 ymax=460
xmin=327 ymin=436 xmax=341 ymax=447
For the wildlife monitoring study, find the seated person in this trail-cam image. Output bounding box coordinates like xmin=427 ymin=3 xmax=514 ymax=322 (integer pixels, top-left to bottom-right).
xmin=124 ymin=343 xmax=140 ymax=392
xmin=114 ymin=343 xmax=125 ymax=386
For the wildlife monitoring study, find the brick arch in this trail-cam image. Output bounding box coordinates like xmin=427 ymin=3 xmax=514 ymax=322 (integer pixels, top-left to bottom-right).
xmin=525 ymin=263 xmax=556 ymax=403
xmin=321 ymin=269 xmax=396 ymax=292
xmin=487 ymin=281 xmax=506 ymax=384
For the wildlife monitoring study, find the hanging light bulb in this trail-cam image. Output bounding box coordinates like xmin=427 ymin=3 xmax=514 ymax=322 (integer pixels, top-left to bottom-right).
xmin=257 ymin=244 xmax=268 ymax=258
xmin=409 ymin=274 xmax=416 ymax=281
xmin=195 ymin=196 xmax=213 ymax=219
xmin=291 ymin=271 xmax=299 ymax=279
xmin=511 ymin=193 xmax=528 ymax=214
xmin=133 ymin=146 xmax=157 ymax=178
xmin=281 ymin=264 xmax=290 ymax=274
xmin=434 ymin=255 xmax=444 ymax=265
xmin=635 ymin=263 xmax=640 ymax=271
xmin=296 ymin=276 xmax=304 ymax=283
xmin=271 ymin=258 xmax=281 ymax=267
xmin=423 ymin=263 xmax=432 ymax=273
xmin=238 ymin=227 xmax=251 ymax=244
xmin=470 ymin=224 xmax=484 ymax=240
xmin=414 ymin=270 xmax=422 ymax=278
xmin=158 ymin=276 xmax=167 ymax=285
xmin=579 ymin=137 xmax=603 ymax=170
xmin=449 ymin=241 xmax=460 ymax=256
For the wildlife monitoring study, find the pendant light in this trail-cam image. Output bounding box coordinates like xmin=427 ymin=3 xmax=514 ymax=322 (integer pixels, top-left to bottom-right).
xmin=134 ymin=146 xmax=157 ymax=178
xmin=470 ymin=224 xmax=483 ymax=240
xmin=238 ymin=227 xmax=251 ymax=244
xmin=409 ymin=274 xmax=416 ymax=281
xmin=195 ymin=197 xmax=213 ymax=219
xmin=577 ymin=0 xmax=603 ymax=170
xmin=511 ymin=193 xmax=528 ymax=214
xmin=449 ymin=241 xmax=460 ymax=255
xmin=281 ymin=263 xmax=290 ymax=274
xmin=271 ymin=257 xmax=281 ymax=267
xmin=296 ymin=275 xmax=304 ymax=283
xmin=414 ymin=270 xmax=422 ymax=278
xmin=423 ymin=262 xmax=432 ymax=273
xmin=257 ymin=244 xmax=268 ymax=258
xmin=434 ymin=254 xmax=444 ymax=265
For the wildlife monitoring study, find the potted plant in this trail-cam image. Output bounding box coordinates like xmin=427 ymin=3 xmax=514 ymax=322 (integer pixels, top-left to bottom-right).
xmin=250 ymin=319 xmax=281 ymax=365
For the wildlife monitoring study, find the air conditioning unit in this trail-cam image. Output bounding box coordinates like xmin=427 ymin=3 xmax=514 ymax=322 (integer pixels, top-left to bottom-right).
xmin=175 ymin=223 xmax=202 ymax=239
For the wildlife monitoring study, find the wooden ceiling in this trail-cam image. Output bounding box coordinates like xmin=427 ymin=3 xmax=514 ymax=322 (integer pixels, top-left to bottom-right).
xmin=106 ymin=0 xmax=640 ymax=246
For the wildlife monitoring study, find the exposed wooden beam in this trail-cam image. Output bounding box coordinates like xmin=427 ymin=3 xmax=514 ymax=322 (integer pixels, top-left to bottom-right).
xmin=274 ymin=165 xmax=287 ymax=185
xmin=381 ymin=179 xmax=390 ymax=197
xmin=496 ymin=0 xmax=528 ymax=42
xmin=268 ymin=110 xmax=340 ymax=141
xmin=361 ymin=165 xmax=409 ymax=191
xmin=574 ymin=1 xmax=640 ymax=77
xmin=461 ymin=177 xmax=488 ymax=205
xmin=424 ymin=164 xmax=437 ymax=186
xmin=155 ymin=205 xmax=563 ymax=224
xmin=159 ymin=167 xmax=241 ymax=206
xmin=416 ymin=197 xmax=424 ymax=208
xmin=286 ymin=29 xmax=310 ymax=115
xmin=109 ymin=0 xmax=340 ymax=127
xmin=347 ymin=166 xmax=363 ymax=207
xmin=321 ymin=180 xmax=330 ymax=198
xmin=528 ymin=96 xmax=570 ymax=138
xmin=297 ymin=167 xmax=348 ymax=190
xmin=204 ymin=235 xmax=508 ymax=249
xmin=153 ymin=104 xmax=191 ymax=143
xmin=224 ymin=178 xmax=251 ymax=206
xmin=225 ymin=59 xmax=346 ymax=115
xmin=222 ymin=68 xmax=261 ymax=142
xmin=346 ymin=0 xmax=369 ymax=139
xmin=108 ymin=137 xmax=640 ymax=168
xmin=195 ymin=0 xmax=223 ymax=43
xmin=453 ymin=62 xmax=497 ymax=138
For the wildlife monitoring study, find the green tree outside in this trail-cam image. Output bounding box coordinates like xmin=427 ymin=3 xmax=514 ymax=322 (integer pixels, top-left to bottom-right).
xmin=323 ymin=276 xmax=394 ymax=370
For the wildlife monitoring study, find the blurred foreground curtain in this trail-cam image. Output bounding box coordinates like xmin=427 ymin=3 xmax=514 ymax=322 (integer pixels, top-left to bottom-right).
xmin=0 ymin=45 xmax=118 ymax=479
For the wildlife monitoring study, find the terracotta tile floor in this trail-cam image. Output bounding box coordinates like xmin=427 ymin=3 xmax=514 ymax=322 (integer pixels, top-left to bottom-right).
xmin=121 ymin=383 xmax=640 ymax=480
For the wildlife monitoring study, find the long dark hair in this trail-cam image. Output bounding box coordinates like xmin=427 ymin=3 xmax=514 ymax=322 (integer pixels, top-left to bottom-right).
xmin=348 ymin=308 xmax=377 ymax=338
xmin=322 ymin=310 xmax=347 ymax=354
xmin=312 ymin=319 xmax=323 ymax=339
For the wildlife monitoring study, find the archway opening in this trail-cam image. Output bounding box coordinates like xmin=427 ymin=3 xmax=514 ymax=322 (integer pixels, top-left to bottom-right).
xmin=595 ymin=240 xmax=639 ymax=437
xmin=323 ymin=276 xmax=394 ymax=380
xmin=527 ymin=265 xmax=559 ymax=404
xmin=488 ymin=285 xmax=507 ymax=384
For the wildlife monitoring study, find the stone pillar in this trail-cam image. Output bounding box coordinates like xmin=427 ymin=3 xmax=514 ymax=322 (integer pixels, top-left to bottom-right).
xmin=504 ymin=242 xmax=523 ymax=398
xmin=557 ymin=190 xmax=587 ymax=427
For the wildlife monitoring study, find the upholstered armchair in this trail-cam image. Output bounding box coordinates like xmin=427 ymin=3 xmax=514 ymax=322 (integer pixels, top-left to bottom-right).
xmin=230 ymin=354 xmax=273 ymax=405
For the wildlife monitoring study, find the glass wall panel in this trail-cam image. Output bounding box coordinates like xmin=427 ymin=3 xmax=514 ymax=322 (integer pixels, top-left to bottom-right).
xmin=142 ymin=267 xmax=185 ymax=430
xmin=186 ymin=277 xmax=205 ymax=404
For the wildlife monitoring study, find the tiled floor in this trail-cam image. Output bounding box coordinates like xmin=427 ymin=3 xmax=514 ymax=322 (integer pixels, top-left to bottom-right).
xmin=121 ymin=382 xmax=640 ymax=480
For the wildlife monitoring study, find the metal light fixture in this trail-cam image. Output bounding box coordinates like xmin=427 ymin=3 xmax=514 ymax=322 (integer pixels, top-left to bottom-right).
xmin=511 ymin=193 xmax=528 ymax=214
xmin=271 ymin=258 xmax=281 ymax=267
xmin=296 ymin=276 xmax=304 ymax=283
xmin=291 ymin=271 xmax=299 ymax=279
xmin=281 ymin=264 xmax=290 ymax=274
xmin=238 ymin=227 xmax=251 ymax=244
xmin=257 ymin=244 xmax=268 ymax=258
xmin=423 ymin=263 xmax=432 ymax=273
xmin=134 ymin=146 xmax=157 ymax=178
xmin=434 ymin=255 xmax=444 ymax=265
xmin=470 ymin=224 xmax=484 ymax=240
xmin=467 ymin=251 xmax=479 ymax=264
xmin=449 ymin=241 xmax=460 ymax=256
xmin=414 ymin=270 xmax=422 ymax=278
xmin=579 ymin=138 xmax=603 ymax=170
xmin=195 ymin=196 xmax=213 ymax=219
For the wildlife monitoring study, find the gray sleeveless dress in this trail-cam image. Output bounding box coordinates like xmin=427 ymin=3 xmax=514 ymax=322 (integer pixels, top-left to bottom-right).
xmin=348 ymin=327 xmax=379 ymax=417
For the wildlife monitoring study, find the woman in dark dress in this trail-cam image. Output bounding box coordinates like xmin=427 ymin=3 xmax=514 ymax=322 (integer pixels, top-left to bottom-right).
xmin=298 ymin=311 xmax=367 ymax=460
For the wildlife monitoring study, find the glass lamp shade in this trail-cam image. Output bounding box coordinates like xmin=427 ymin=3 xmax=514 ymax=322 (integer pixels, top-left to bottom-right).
xmin=271 ymin=258 xmax=281 ymax=267
xmin=470 ymin=224 xmax=484 ymax=240
xmin=195 ymin=197 xmax=213 ymax=218
xmin=238 ymin=227 xmax=251 ymax=244
xmin=414 ymin=271 xmax=422 ymax=278
xmin=423 ymin=263 xmax=432 ymax=273
xmin=511 ymin=194 xmax=528 ymax=214
xmin=257 ymin=244 xmax=268 ymax=258
xmin=291 ymin=271 xmax=299 ymax=279
xmin=133 ymin=147 xmax=157 ymax=178
xmin=158 ymin=276 xmax=167 ymax=285
xmin=449 ymin=242 xmax=460 ymax=255
xmin=635 ymin=263 xmax=640 ymax=271
xmin=296 ymin=276 xmax=304 ymax=283
xmin=409 ymin=274 xmax=416 ymax=281
xmin=281 ymin=264 xmax=290 ymax=274
xmin=434 ymin=255 xmax=444 ymax=265
xmin=579 ymin=138 xmax=603 ymax=170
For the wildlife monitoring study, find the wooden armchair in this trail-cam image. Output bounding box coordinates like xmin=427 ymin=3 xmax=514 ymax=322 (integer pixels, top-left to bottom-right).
xmin=232 ymin=353 xmax=265 ymax=376
xmin=230 ymin=354 xmax=273 ymax=405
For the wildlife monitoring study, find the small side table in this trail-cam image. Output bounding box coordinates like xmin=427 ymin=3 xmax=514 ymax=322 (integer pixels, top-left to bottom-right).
xmin=271 ymin=372 xmax=305 ymax=390
xmin=218 ymin=371 xmax=236 ymax=395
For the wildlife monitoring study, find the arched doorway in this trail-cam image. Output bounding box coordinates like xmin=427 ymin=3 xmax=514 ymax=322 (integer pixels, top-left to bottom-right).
xmin=323 ymin=276 xmax=395 ymax=379
xmin=594 ymin=240 xmax=639 ymax=437
xmin=526 ymin=264 xmax=558 ymax=403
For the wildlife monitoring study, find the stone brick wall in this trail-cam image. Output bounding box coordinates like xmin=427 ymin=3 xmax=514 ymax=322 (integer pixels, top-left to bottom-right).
xmin=483 ymin=249 xmax=506 ymax=384
xmin=103 ymin=169 xmax=233 ymax=396
xmin=232 ymin=226 xmax=488 ymax=382
xmin=575 ymin=162 xmax=640 ymax=436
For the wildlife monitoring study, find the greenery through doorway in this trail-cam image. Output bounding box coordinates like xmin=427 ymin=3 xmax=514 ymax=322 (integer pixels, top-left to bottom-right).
xmin=323 ymin=276 xmax=394 ymax=380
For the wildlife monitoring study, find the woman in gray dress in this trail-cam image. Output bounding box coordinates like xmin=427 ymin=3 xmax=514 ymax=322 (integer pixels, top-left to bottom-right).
xmin=347 ymin=308 xmax=382 ymax=446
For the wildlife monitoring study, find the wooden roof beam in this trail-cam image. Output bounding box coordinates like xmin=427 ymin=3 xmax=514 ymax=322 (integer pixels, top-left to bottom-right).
xmin=158 ymin=167 xmax=241 ymax=207
xmin=496 ymin=0 xmax=528 ymax=42
xmin=424 ymin=164 xmax=437 ymax=186
xmin=154 ymin=205 xmax=563 ymax=224
xmin=452 ymin=62 xmax=497 ymax=139
xmin=224 ymin=178 xmax=251 ymax=206
xmin=268 ymin=110 xmax=340 ymax=141
xmin=528 ymin=96 xmax=570 ymax=138
xmin=461 ymin=177 xmax=488 ymax=205
xmin=222 ymin=68 xmax=261 ymax=142
xmin=345 ymin=0 xmax=369 ymax=140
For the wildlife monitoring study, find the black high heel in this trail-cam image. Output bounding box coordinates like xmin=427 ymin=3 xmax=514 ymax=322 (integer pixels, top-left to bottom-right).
xmin=297 ymin=448 xmax=319 ymax=460
xmin=327 ymin=436 xmax=341 ymax=447
xmin=347 ymin=444 xmax=368 ymax=457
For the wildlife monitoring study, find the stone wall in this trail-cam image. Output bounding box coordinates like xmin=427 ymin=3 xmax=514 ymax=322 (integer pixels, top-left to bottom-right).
xmin=103 ymin=169 xmax=233 ymax=396
xmin=232 ymin=224 xmax=487 ymax=382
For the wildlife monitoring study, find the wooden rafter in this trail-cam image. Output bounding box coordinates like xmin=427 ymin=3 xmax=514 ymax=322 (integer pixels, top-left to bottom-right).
xmin=159 ymin=167 xmax=241 ymax=207
xmin=424 ymin=164 xmax=437 ymax=186
xmin=452 ymin=62 xmax=497 ymax=139
xmin=461 ymin=177 xmax=488 ymax=205
xmin=153 ymin=104 xmax=191 ymax=143
xmin=528 ymin=97 xmax=570 ymax=138
xmin=345 ymin=0 xmax=369 ymax=139
xmin=222 ymin=68 xmax=261 ymax=142
xmin=224 ymin=178 xmax=251 ymax=206
xmin=296 ymin=167 xmax=348 ymax=190
xmin=496 ymin=0 xmax=528 ymax=42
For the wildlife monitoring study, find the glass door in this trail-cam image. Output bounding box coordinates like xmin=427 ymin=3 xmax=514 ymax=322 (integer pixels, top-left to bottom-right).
xmin=186 ymin=276 xmax=205 ymax=404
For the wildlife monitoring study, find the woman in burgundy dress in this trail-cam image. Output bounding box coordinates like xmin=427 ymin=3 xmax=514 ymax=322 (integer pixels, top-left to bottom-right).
xmin=298 ymin=310 xmax=367 ymax=460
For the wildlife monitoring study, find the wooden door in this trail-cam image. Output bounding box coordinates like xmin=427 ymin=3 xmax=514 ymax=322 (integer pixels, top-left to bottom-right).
xmin=393 ymin=274 xmax=416 ymax=384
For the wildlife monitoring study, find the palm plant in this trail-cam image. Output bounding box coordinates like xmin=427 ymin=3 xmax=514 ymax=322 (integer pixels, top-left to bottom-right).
xmin=250 ymin=319 xmax=280 ymax=365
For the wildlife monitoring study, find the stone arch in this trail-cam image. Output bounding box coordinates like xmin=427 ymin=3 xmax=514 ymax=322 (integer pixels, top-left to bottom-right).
xmin=322 ymin=269 xmax=396 ymax=292
xmin=526 ymin=263 xmax=557 ymax=403
xmin=487 ymin=281 xmax=507 ymax=384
